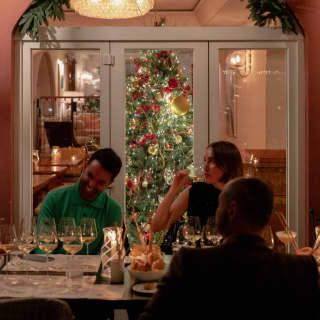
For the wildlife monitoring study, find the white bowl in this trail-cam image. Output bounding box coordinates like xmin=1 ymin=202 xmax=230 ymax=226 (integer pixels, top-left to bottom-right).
xmin=127 ymin=266 xmax=167 ymax=282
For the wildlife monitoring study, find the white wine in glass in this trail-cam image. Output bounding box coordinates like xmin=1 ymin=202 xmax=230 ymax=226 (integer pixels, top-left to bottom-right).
xmin=80 ymin=218 xmax=97 ymax=255
xmin=37 ymin=218 xmax=58 ymax=277
xmin=63 ymin=226 xmax=83 ymax=261
xmin=276 ymin=230 xmax=297 ymax=246
xmin=57 ymin=217 xmax=76 ymax=244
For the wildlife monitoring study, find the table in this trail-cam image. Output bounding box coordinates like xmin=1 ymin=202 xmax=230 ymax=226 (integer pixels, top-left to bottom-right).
xmin=33 ymin=174 xmax=57 ymax=193
xmin=38 ymin=158 xmax=83 ymax=167
xmin=33 ymin=165 xmax=68 ymax=176
xmin=0 ymin=255 xmax=158 ymax=319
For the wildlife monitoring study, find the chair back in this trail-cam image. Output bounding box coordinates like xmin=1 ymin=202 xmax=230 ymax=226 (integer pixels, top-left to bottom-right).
xmin=59 ymin=147 xmax=88 ymax=177
xmin=0 ymin=298 xmax=74 ymax=320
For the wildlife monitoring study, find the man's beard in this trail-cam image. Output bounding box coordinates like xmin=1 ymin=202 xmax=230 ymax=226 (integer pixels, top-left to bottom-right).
xmin=79 ymin=179 xmax=101 ymax=201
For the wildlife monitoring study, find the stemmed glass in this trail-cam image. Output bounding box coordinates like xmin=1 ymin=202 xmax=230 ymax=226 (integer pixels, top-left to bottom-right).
xmin=262 ymin=225 xmax=274 ymax=250
xmin=57 ymin=217 xmax=76 ymax=247
xmin=203 ymin=216 xmax=223 ymax=247
xmin=62 ymin=226 xmax=83 ymax=262
xmin=37 ymin=218 xmax=58 ymax=278
xmin=80 ymin=218 xmax=97 ymax=255
xmin=17 ymin=218 xmax=37 ymax=283
xmin=0 ymin=224 xmax=18 ymax=282
xmin=276 ymin=230 xmax=297 ymax=247
xmin=184 ymin=216 xmax=201 ymax=246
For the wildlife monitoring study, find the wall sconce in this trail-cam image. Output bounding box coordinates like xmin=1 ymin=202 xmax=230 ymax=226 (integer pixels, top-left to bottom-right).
xmin=227 ymin=50 xmax=252 ymax=77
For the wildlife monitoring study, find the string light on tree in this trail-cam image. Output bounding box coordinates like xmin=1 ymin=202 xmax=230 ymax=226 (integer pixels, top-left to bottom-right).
xmin=125 ymin=49 xmax=194 ymax=245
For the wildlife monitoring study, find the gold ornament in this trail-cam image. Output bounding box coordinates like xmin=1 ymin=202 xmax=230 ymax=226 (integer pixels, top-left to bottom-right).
xmin=170 ymin=95 xmax=190 ymax=116
xmin=178 ymin=68 xmax=183 ymax=76
xmin=130 ymin=118 xmax=139 ymax=130
xmin=142 ymin=180 xmax=148 ymax=188
xmin=155 ymin=93 xmax=163 ymax=102
xmin=148 ymin=144 xmax=158 ymax=156
xmin=175 ymin=135 xmax=182 ymax=144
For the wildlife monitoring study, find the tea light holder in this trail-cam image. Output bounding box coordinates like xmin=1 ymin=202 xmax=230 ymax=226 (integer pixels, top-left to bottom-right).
xmin=51 ymin=146 xmax=61 ymax=162
xmin=101 ymin=227 xmax=119 ymax=278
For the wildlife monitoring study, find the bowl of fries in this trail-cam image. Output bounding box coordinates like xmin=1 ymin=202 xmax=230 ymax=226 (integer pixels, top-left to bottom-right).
xmin=128 ymin=244 xmax=167 ymax=281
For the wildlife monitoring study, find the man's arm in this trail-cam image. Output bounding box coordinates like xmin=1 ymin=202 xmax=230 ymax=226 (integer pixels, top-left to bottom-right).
xmin=138 ymin=250 xmax=186 ymax=320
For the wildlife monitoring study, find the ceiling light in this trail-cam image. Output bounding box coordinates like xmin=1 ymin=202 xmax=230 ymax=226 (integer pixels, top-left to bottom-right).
xmin=70 ymin=0 xmax=155 ymax=19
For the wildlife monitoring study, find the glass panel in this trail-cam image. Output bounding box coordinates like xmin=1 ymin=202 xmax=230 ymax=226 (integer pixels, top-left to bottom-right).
xmin=32 ymin=50 xmax=100 ymax=214
xmin=219 ymin=48 xmax=287 ymax=251
xmin=125 ymin=49 xmax=194 ymax=244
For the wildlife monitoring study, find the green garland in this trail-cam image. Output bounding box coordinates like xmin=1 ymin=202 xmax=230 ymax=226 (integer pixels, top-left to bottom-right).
xmin=18 ymin=0 xmax=304 ymax=39
xmin=241 ymin=0 xmax=304 ymax=35
xmin=18 ymin=0 xmax=70 ymax=40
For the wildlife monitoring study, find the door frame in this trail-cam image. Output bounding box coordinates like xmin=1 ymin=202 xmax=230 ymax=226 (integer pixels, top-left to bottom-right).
xmin=210 ymin=41 xmax=305 ymax=247
xmin=16 ymin=27 xmax=304 ymax=244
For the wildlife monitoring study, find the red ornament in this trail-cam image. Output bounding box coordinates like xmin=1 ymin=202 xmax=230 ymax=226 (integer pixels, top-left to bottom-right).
xmin=127 ymin=177 xmax=139 ymax=191
xmin=168 ymin=78 xmax=178 ymax=89
xmin=153 ymin=104 xmax=160 ymax=113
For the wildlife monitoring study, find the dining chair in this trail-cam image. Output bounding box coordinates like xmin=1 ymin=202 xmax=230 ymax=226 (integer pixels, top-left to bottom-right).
xmin=0 ymin=298 xmax=74 ymax=320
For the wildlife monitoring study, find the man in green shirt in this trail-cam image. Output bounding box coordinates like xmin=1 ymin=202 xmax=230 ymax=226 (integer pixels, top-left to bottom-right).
xmin=35 ymin=148 xmax=122 ymax=255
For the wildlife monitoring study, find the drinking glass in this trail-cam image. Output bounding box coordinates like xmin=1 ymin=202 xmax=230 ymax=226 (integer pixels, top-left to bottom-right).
xmin=17 ymin=218 xmax=37 ymax=283
xmin=276 ymin=230 xmax=297 ymax=246
xmin=80 ymin=218 xmax=97 ymax=255
xmin=57 ymin=217 xmax=76 ymax=247
xmin=262 ymin=225 xmax=274 ymax=250
xmin=185 ymin=216 xmax=201 ymax=246
xmin=0 ymin=224 xmax=18 ymax=280
xmin=62 ymin=226 xmax=83 ymax=262
xmin=203 ymin=216 xmax=223 ymax=247
xmin=37 ymin=218 xmax=58 ymax=277
xmin=172 ymin=224 xmax=186 ymax=253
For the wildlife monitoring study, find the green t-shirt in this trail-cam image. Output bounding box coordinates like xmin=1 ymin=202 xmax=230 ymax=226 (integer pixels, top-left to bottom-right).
xmin=34 ymin=181 xmax=122 ymax=255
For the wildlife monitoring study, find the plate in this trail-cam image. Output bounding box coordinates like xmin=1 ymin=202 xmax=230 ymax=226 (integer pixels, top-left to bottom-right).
xmin=132 ymin=283 xmax=157 ymax=294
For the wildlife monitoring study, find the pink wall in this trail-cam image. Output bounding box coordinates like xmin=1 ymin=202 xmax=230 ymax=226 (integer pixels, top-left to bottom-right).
xmin=0 ymin=1 xmax=31 ymax=223
xmin=288 ymin=0 xmax=320 ymax=241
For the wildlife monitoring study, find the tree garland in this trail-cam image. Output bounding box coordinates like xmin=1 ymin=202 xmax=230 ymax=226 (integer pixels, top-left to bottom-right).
xmin=241 ymin=0 xmax=304 ymax=35
xmin=18 ymin=0 xmax=304 ymax=40
xmin=18 ymin=0 xmax=70 ymax=40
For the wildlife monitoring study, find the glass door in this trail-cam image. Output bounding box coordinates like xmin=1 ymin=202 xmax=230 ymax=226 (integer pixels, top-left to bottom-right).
xmin=20 ymin=42 xmax=109 ymax=228
xmin=110 ymin=42 xmax=208 ymax=243
xmin=210 ymin=42 xmax=305 ymax=249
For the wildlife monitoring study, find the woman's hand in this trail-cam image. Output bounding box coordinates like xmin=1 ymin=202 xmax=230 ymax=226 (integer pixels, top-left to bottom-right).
xmin=296 ymin=247 xmax=313 ymax=255
xmin=171 ymin=169 xmax=190 ymax=191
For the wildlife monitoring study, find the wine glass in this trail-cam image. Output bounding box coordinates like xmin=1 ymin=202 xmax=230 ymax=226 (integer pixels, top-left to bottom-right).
xmin=17 ymin=218 xmax=37 ymax=283
xmin=37 ymin=218 xmax=58 ymax=278
xmin=0 ymin=224 xmax=18 ymax=281
xmin=185 ymin=216 xmax=201 ymax=246
xmin=172 ymin=224 xmax=186 ymax=254
xmin=80 ymin=218 xmax=97 ymax=255
xmin=276 ymin=230 xmax=297 ymax=246
xmin=262 ymin=225 xmax=274 ymax=250
xmin=57 ymin=217 xmax=76 ymax=247
xmin=62 ymin=226 xmax=83 ymax=262
xmin=203 ymin=216 xmax=223 ymax=247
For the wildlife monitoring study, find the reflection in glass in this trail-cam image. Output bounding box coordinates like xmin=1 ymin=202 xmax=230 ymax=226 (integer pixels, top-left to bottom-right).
xmin=219 ymin=48 xmax=287 ymax=252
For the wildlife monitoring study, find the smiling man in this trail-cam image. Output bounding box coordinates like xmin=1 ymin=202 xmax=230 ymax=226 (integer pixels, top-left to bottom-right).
xmin=35 ymin=148 xmax=122 ymax=255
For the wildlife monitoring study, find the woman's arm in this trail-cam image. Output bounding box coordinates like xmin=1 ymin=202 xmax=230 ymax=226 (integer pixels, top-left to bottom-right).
xmin=152 ymin=170 xmax=190 ymax=232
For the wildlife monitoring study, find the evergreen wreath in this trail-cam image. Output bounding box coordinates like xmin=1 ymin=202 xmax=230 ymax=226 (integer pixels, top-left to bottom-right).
xmin=241 ymin=0 xmax=304 ymax=35
xmin=18 ymin=0 xmax=304 ymax=39
xmin=18 ymin=0 xmax=70 ymax=40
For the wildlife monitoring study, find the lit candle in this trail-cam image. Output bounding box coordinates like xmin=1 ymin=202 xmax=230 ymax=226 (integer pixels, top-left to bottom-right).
xmin=51 ymin=146 xmax=61 ymax=162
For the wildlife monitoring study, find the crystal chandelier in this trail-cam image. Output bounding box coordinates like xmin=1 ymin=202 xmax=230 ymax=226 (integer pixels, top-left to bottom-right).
xmin=70 ymin=0 xmax=155 ymax=19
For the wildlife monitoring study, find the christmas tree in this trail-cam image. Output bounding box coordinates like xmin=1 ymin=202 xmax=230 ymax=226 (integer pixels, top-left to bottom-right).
xmin=125 ymin=49 xmax=194 ymax=245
